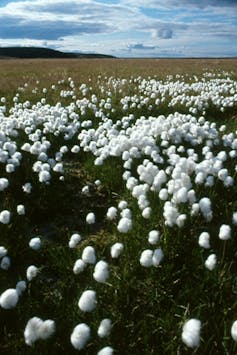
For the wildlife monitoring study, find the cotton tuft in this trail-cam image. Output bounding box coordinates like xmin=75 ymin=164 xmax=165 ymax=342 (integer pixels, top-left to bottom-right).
xmin=82 ymin=246 xmax=96 ymax=264
xmin=97 ymin=346 xmax=114 ymax=355
xmin=93 ymin=260 xmax=109 ymax=283
xmin=205 ymin=254 xmax=217 ymax=271
xmin=86 ymin=212 xmax=96 ymax=224
xmin=198 ymin=232 xmax=210 ymax=249
xmin=0 ymin=288 xmax=19 ymax=309
xmin=26 ymin=265 xmax=39 ymax=281
xmin=24 ymin=317 xmax=55 ymax=346
xmin=231 ymin=320 xmax=237 ymax=341
xmin=219 ymin=224 xmax=231 ymax=240
xmin=110 ymin=242 xmax=124 ymax=258
xmin=140 ymin=249 xmax=153 ymax=267
xmin=69 ymin=233 xmax=81 ymax=248
xmin=29 ymin=237 xmax=41 ymax=251
xmin=70 ymin=323 xmax=90 ymax=350
xmin=182 ymin=318 xmax=201 ymax=348
xmin=0 ymin=210 xmax=11 ymax=224
xmin=78 ymin=290 xmax=97 ymax=312
xmin=97 ymin=318 xmax=112 ymax=338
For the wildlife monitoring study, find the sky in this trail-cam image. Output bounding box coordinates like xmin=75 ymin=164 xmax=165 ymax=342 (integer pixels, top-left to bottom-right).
xmin=0 ymin=0 xmax=237 ymax=57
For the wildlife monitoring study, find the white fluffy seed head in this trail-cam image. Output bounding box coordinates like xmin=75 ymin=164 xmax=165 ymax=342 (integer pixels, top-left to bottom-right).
xmin=26 ymin=265 xmax=39 ymax=281
xmin=198 ymin=232 xmax=210 ymax=249
xmin=70 ymin=323 xmax=90 ymax=350
xmin=97 ymin=318 xmax=112 ymax=338
xmin=0 ymin=246 xmax=7 ymax=258
xmin=152 ymin=248 xmax=164 ymax=266
xmin=78 ymin=290 xmax=97 ymax=312
xmin=73 ymin=259 xmax=86 ymax=274
xmin=148 ymin=230 xmax=160 ymax=245
xmin=1 ymin=256 xmax=10 ymax=270
xmin=0 ymin=210 xmax=11 ymax=224
xmin=24 ymin=317 xmax=55 ymax=346
xmin=16 ymin=280 xmax=27 ymax=295
xmin=110 ymin=242 xmax=124 ymax=258
xmin=86 ymin=212 xmax=95 ymax=224
xmin=231 ymin=320 xmax=237 ymax=341
xmin=17 ymin=204 xmax=25 ymax=215
xmin=182 ymin=318 xmax=201 ymax=348
xmin=205 ymin=254 xmax=217 ymax=271
xmin=0 ymin=288 xmax=19 ymax=309
xmin=69 ymin=233 xmax=81 ymax=248
xmin=82 ymin=246 xmax=96 ymax=264
xmin=140 ymin=249 xmax=153 ymax=267
xmin=29 ymin=237 xmax=41 ymax=251
xmin=93 ymin=260 xmax=109 ymax=283
xmin=106 ymin=207 xmax=117 ymax=220
xmin=233 ymin=212 xmax=237 ymax=225
xmin=97 ymin=346 xmax=114 ymax=355
xmin=117 ymin=217 xmax=132 ymax=233
xmin=219 ymin=224 xmax=231 ymax=240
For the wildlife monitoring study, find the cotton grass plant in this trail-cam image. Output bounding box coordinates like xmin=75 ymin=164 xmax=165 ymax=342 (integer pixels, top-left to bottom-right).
xmin=0 ymin=59 xmax=237 ymax=354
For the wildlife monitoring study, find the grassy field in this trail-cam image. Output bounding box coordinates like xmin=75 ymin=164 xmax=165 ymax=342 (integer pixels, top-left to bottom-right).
xmin=0 ymin=58 xmax=237 ymax=354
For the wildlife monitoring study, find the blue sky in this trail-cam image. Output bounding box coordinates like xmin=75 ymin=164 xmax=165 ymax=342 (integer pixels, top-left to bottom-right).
xmin=0 ymin=0 xmax=236 ymax=57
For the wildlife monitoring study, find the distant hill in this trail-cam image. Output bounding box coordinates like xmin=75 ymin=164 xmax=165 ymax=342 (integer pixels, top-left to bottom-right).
xmin=0 ymin=47 xmax=115 ymax=59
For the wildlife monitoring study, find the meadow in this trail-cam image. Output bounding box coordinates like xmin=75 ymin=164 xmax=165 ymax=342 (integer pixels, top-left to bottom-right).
xmin=0 ymin=58 xmax=237 ymax=354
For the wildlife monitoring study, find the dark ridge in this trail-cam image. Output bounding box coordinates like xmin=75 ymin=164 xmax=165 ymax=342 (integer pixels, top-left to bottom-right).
xmin=0 ymin=47 xmax=115 ymax=59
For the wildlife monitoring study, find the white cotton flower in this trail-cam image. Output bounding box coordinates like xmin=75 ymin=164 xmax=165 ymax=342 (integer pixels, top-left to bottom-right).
xmin=182 ymin=318 xmax=201 ymax=348
xmin=86 ymin=212 xmax=96 ymax=224
xmin=0 ymin=246 xmax=7 ymax=258
xmin=219 ymin=224 xmax=231 ymax=240
xmin=233 ymin=212 xmax=237 ymax=225
xmin=142 ymin=207 xmax=151 ymax=219
xmin=70 ymin=323 xmax=90 ymax=350
xmin=117 ymin=217 xmax=132 ymax=233
xmin=199 ymin=197 xmax=212 ymax=221
xmin=93 ymin=260 xmax=109 ymax=283
xmin=16 ymin=280 xmax=27 ymax=295
xmin=22 ymin=182 xmax=32 ymax=194
xmin=24 ymin=317 xmax=55 ymax=346
xmin=17 ymin=204 xmax=25 ymax=215
xmin=231 ymin=320 xmax=237 ymax=341
xmin=205 ymin=254 xmax=217 ymax=271
xmin=1 ymin=256 xmax=10 ymax=270
xmin=73 ymin=259 xmax=86 ymax=274
xmin=148 ymin=230 xmax=160 ymax=245
xmin=176 ymin=214 xmax=187 ymax=228
xmin=0 ymin=210 xmax=11 ymax=224
xmin=71 ymin=145 xmax=80 ymax=153
xmin=69 ymin=233 xmax=81 ymax=248
xmin=53 ymin=163 xmax=64 ymax=173
xmin=152 ymin=248 xmax=164 ymax=266
xmin=118 ymin=200 xmax=128 ymax=210
xmin=39 ymin=170 xmax=51 ymax=183
xmin=26 ymin=265 xmax=39 ymax=281
xmin=106 ymin=207 xmax=117 ymax=220
xmin=140 ymin=249 xmax=153 ymax=267
xmin=97 ymin=318 xmax=112 ymax=338
xmin=110 ymin=242 xmax=124 ymax=258
xmin=78 ymin=290 xmax=97 ymax=312
xmin=29 ymin=237 xmax=41 ymax=251
xmin=97 ymin=346 xmax=114 ymax=355
xmin=82 ymin=246 xmax=96 ymax=264
xmin=82 ymin=186 xmax=89 ymax=195
xmin=159 ymin=188 xmax=168 ymax=201
xmin=198 ymin=232 xmax=210 ymax=249
xmin=0 ymin=288 xmax=19 ymax=309
xmin=37 ymin=319 xmax=55 ymax=340
xmin=0 ymin=177 xmax=9 ymax=191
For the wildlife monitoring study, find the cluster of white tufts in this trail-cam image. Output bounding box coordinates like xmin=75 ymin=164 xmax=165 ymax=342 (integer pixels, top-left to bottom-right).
xmin=140 ymin=248 xmax=164 ymax=267
xmin=24 ymin=317 xmax=55 ymax=346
